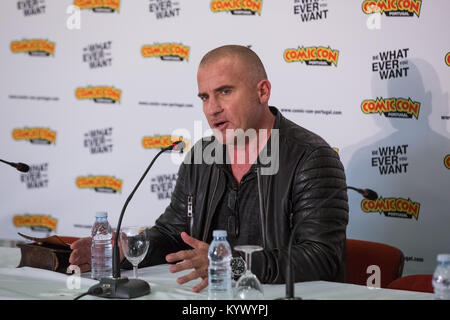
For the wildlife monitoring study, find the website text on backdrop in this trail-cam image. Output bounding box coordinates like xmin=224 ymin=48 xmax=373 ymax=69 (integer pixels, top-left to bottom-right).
xmin=69 ymin=45 xmax=349 ymax=294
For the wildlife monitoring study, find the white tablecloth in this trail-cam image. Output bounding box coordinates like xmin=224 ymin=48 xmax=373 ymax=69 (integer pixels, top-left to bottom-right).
xmin=0 ymin=246 xmax=433 ymax=300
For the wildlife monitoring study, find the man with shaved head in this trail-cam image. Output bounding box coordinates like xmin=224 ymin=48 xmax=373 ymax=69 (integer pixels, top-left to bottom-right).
xmin=69 ymin=45 xmax=348 ymax=293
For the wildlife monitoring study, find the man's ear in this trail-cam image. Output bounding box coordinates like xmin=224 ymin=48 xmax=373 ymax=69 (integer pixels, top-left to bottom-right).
xmin=257 ymin=79 xmax=271 ymax=104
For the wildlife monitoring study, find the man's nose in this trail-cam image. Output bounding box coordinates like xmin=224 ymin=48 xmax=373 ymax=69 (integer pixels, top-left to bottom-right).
xmin=204 ymin=96 xmax=223 ymax=116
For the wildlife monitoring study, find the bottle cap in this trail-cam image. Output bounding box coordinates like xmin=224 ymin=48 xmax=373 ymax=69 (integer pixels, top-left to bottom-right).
xmin=95 ymin=211 xmax=108 ymax=218
xmin=213 ymin=230 xmax=227 ymax=238
xmin=437 ymin=254 xmax=450 ymax=262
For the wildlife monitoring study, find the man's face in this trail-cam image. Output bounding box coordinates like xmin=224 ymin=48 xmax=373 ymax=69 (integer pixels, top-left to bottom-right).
xmin=197 ymin=57 xmax=261 ymax=145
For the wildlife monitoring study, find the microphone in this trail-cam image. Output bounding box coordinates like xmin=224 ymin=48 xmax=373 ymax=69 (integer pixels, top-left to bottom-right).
xmin=86 ymin=140 xmax=185 ymax=299
xmin=0 ymin=159 xmax=30 ymax=172
xmin=349 ymin=186 xmax=378 ymax=201
xmin=278 ymin=185 xmax=378 ymax=300
xmin=171 ymin=140 xmax=186 ymax=153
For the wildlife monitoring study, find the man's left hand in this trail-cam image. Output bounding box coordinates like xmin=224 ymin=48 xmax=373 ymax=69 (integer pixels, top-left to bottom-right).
xmin=165 ymin=232 xmax=210 ymax=293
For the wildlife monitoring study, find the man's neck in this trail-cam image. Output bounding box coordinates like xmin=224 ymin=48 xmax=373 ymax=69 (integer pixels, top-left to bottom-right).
xmin=227 ymin=109 xmax=275 ymax=183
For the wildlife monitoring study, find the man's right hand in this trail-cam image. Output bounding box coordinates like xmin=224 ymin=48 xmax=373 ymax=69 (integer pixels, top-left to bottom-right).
xmin=69 ymin=237 xmax=92 ymax=273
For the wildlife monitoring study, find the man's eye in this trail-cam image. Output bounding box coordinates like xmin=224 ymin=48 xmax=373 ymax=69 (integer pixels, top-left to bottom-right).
xmin=199 ymin=95 xmax=208 ymax=101
xmin=221 ymin=89 xmax=231 ymax=95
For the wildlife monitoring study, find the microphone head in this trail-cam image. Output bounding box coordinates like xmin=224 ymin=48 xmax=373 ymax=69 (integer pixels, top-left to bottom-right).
xmin=362 ymin=188 xmax=378 ymax=201
xmin=16 ymin=163 xmax=30 ymax=173
xmin=171 ymin=141 xmax=186 ymax=153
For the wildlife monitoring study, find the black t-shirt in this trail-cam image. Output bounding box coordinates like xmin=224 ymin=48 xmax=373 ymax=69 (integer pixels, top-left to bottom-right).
xmin=208 ymin=162 xmax=263 ymax=252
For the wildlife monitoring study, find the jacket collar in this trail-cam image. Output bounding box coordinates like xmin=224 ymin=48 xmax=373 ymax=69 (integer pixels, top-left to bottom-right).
xmin=269 ymin=106 xmax=281 ymax=130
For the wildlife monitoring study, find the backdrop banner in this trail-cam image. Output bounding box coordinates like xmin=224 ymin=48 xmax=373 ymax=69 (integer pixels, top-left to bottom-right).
xmin=0 ymin=0 xmax=449 ymax=277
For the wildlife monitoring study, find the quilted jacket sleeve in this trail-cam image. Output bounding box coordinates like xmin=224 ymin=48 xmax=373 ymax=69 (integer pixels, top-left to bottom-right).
xmin=289 ymin=145 xmax=349 ymax=281
xmin=254 ymin=145 xmax=349 ymax=283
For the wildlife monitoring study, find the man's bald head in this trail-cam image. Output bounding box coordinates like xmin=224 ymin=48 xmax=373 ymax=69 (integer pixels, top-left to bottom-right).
xmin=199 ymin=45 xmax=268 ymax=84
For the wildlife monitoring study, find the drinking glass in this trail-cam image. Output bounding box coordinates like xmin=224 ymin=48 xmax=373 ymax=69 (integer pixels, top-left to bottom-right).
xmin=119 ymin=226 xmax=149 ymax=279
xmin=234 ymin=245 xmax=264 ymax=299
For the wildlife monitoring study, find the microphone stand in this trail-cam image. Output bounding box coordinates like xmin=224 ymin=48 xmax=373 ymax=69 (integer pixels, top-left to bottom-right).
xmin=87 ymin=141 xmax=184 ymax=299
xmin=277 ymin=185 xmax=378 ymax=300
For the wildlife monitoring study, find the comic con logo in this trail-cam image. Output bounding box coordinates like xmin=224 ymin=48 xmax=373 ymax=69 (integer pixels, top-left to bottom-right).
xmin=149 ymin=0 xmax=180 ymax=19
xmin=361 ymin=197 xmax=421 ymax=220
xmin=75 ymin=86 xmax=121 ymax=103
xmin=17 ymin=0 xmax=46 ymax=16
xmin=10 ymin=39 xmax=55 ymax=56
xmin=371 ymin=144 xmax=408 ymax=175
xmin=76 ymin=175 xmax=122 ymax=193
xmin=372 ymin=48 xmax=409 ymax=80
xmin=13 ymin=214 xmax=57 ymax=232
xmin=151 ymin=173 xmax=178 ymax=200
xmin=83 ymin=41 xmax=112 ymax=69
xmin=84 ymin=127 xmax=113 ymax=154
xmin=142 ymin=135 xmax=190 ymax=150
xmin=74 ymin=0 xmax=120 ymax=12
xmin=141 ymin=43 xmax=190 ymax=61
xmin=20 ymin=163 xmax=49 ymax=189
xmin=444 ymin=155 xmax=450 ymax=169
xmin=294 ymin=0 xmax=328 ymax=22
xmin=361 ymin=97 xmax=420 ymax=119
xmin=284 ymin=46 xmax=339 ymax=66
xmin=362 ymin=0 xmax=422 ymax=17
xmin=445 ymin=53 xmax=450 ymax=67
xmin=12 ymin=127 xmax=56 ymax=144
xmin=210 ymin=0 xmax=262 ymax=15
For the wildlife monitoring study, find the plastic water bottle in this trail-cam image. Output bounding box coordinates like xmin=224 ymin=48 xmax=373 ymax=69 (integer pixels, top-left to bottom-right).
xmin=91 ymin=211 xmax=113 ymax=280
xmin=432 ymin=254 xmax=450 ymax=300
xmin=208 ymin=230 xmax=233 ymax=300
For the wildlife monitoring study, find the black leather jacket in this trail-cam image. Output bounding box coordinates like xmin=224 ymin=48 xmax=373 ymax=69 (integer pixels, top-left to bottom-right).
xmin=139 ymin=107 xmax=349 ymax=284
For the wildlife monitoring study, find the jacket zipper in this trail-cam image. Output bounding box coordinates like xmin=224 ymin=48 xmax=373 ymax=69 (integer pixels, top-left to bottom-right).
xmin=187 ymin=195 xmax=194 ymax=236
xmin=256 ymin=166 xmax=267 ymax=248
xmin=203 ymin=168 xmax=220 ymax=242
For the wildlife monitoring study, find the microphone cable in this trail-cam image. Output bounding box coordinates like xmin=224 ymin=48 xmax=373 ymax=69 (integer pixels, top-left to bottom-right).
xmin=73 ymin=286 xmax=104 ymax=300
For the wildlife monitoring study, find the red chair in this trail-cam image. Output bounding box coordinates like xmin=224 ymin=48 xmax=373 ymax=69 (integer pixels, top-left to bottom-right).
xmin=346 ymin=239 xmax=404 ymax=288
xmin=387 ymin=274 xmax=433 ymax=293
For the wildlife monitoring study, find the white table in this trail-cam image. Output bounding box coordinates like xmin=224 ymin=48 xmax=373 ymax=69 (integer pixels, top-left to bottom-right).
xmin=0 ymin=246 xmax=433 ymax=300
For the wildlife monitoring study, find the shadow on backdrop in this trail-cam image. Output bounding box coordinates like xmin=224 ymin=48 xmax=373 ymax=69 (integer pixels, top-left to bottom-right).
xmin=342 ymin=58 xmax=450 ymax=275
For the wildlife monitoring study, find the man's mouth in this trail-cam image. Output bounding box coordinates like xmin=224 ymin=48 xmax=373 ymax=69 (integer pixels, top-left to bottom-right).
xmin=213 ymin=121 xmax=228 ymax=130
